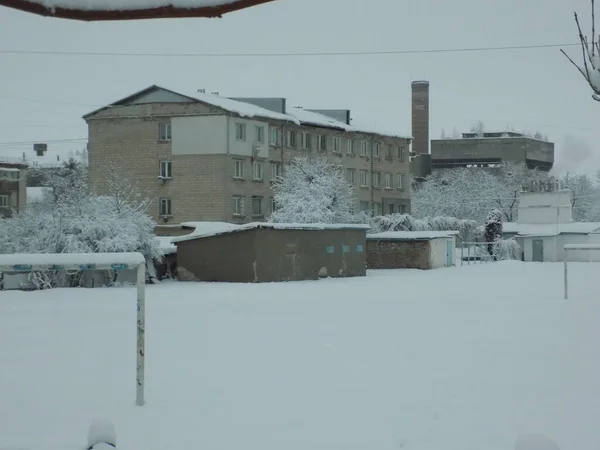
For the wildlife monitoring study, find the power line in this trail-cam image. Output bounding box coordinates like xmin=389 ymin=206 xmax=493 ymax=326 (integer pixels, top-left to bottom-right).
xmin=0 ymin=138 xmax=87 ymax=146
xmin=0 ymin=94 xmax=101 ymax=108
xmin=0 ymin=43 xmax=580 ymax=58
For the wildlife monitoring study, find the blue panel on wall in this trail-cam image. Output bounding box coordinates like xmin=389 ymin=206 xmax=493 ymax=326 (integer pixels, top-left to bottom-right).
xmin=13 ymin=264 xmax=32 ymax=271
xmin=111 ymin=263 xmax=128 ymax=271
xmin=79 ymin=264 xmax=96 ymax=270
xmin=326 ymin=246 xmax=335 ymax=254
xmin=356 ymin=244 xmax=364 ymax=253
xmin=342 ymin=245 xmax=350 ymax=253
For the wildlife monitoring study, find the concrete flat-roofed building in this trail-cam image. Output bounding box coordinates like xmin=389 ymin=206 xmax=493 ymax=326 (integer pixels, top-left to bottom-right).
xmin=84 ymin=85 xmax=413 ymax=224
xmin=431 ymin=131 xmax=554 ymax=171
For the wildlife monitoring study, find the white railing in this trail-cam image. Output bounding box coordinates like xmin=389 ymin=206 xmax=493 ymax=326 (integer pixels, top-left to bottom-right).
xmin=0 ymin=252 xmax=146 ymax=406
xmin=563 ymin=244 xmax=600 ymax=299
xmin=460 ymin=242 xmax=496 ymax=265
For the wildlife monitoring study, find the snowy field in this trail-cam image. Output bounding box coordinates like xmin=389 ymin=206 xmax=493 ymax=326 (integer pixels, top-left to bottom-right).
xmin=1 ymin=261 xmax=599 ymax=450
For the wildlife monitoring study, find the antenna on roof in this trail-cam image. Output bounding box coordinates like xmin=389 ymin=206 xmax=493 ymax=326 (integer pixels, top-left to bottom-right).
xmin=197 ymin=88 xmax=205 ymax=93
xmin=211 ymin=91 xmax=219 ymax=95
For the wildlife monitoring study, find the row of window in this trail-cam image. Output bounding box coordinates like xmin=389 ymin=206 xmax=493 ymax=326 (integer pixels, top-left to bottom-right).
xmin=161 ymin=159 xmax=406 ymax=190
xmin=233 ymin=159 xmax=281 ymax=180
xmin=157 ymin=122 xmax=406 ymax=160
xmin=0 ymin=170 xmax=19 ymax=181
xmin=347 ymin=170 xmax=405 ymax=190
xmin=159 ymin=195 xmax=407 ymax=218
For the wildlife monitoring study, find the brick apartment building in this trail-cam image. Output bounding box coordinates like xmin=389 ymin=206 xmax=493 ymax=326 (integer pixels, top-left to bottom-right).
xmin=0 ymin=162 xmax=27 ymax=218
xmin=84 ymin=85 xmax=412 ymax=224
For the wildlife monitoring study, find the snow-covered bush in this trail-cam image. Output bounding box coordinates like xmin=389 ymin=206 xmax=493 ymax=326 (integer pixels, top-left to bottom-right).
xmin=370 ymin=213 xmax=478 ymax=245
xmin=0 ymin=158 xmax=162 ymax=288
xmin=494 ymin=238 xmax=522 ymax=261
xmin=270 ymin=155 xmax=363 ymax=224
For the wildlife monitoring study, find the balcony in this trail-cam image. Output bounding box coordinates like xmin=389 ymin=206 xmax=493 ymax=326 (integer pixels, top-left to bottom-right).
xmin=0 ymin=180 xmax=19 ymax=192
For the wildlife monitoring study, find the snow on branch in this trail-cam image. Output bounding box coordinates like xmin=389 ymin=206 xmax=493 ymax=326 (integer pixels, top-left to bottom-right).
xmin=561 ymin=0 xmax=600 ymax=101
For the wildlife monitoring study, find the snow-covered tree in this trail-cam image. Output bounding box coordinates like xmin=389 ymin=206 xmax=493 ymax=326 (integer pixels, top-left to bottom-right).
xmin=270 ymin=155 xmax=362 ymax=224
xmin=484 ymin=209 xmax=503 ymax=260
xmin=561 ymin=0 xmax=600 ymax=101
xmin=557 ymin=172 xmax=600 ymax=221
xmin=0 ymin=159 xmax=161 ymax=288
xmin=412 ymin=162 xmax=547 ymax=223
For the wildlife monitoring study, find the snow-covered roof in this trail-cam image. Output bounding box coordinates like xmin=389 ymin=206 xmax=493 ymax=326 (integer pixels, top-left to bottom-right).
xmin=172 ymin=221 xmax=370 ymax=243
xmin=287 ymin=108 xmax=412 ymax=139
xmin=0 ymin=148 xmax=86 ymax=169
xmin=503 ymin=222 xmax=600 ymax=237
xmin=87 ymin=85 xmax=410 ymax=140
xmin=0 ymin=0 xmax=275 ymax=21
xmin=156 ymin=236 xmax=177 ymax=255
xmin=367 ymin=231 xmax=459 ymax=241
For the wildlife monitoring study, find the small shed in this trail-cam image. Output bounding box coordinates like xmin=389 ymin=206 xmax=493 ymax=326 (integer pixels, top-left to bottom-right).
xmin=172 ymin=222 xmax=369 ymax=282
xmin=366 ymin=231 xmax=458 ymax=270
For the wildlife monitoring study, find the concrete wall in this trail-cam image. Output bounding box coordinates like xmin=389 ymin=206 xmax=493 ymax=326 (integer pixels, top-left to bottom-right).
xmin=176 ymin=229 xmax=257 ymax=282
xmin=411 ymin=81 xmax=429 ymax=155
xmin=522 ymin=234 xmax=597 ymax=262
xmin=367 ymin=239 xmax=432 ymax=269
xmin=172 ymin=116 xmax=228 ymax=155
xmin=254 ymin=228 xmax=366 ymax=281
xmin=518 ymin=190 xmax=573 ymax=224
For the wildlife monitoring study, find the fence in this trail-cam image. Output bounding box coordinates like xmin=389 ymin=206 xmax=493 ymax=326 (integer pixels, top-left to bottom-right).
xmin=460 ymin=242 xmax=497 ymax=265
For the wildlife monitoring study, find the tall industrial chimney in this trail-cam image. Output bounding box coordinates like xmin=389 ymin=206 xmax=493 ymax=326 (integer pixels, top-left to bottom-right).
xmin=411 ymin=80 xmax=430 ymax=154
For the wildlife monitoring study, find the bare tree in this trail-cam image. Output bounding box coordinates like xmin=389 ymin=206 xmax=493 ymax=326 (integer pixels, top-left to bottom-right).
xmin=561 ymin=0 xmax=600 ymax=101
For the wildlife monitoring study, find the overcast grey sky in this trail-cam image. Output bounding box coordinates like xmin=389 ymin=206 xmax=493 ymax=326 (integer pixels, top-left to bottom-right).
xmin=0 ymin=0 xmax=598 ymax=174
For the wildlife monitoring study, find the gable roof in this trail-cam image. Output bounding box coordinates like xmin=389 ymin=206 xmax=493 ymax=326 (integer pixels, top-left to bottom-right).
xmin=83 ymin=85 xmax=300 ymax=124
xmin=0 ymin=0 xmax=276 ymax=21
xmin=84 ymin=85 xmax=412 ymax=139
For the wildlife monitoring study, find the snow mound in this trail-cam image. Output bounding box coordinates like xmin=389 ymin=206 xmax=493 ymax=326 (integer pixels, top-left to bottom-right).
xmin=515 ymin=433 xmax=560 ymax=450
xmin=87 ymin=419 xmax=116 ymax=448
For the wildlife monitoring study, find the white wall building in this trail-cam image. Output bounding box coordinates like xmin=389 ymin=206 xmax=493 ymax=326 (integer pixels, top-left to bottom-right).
xmin=502 ymin=190 xmax=600 ymax=262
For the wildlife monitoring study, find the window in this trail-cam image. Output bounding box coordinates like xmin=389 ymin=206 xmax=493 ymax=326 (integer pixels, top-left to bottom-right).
xmin=232 ymin=196 xmax=244 ymax=216
xmin=302 ymin=132 xmax=312 ymax=149
xmin=347 ymin=138 xmax=355 ymax=155
xmin=159 ymin=198 xmax=172 ymax=216
xmin=384 ymin=173 xmax=392 ymax=189
xmin=286 ymin=130 xmax=297 ymax=147
xmin=400 ymin=204 xmax=407 ymax=214
xmin=235 ymin=123 xmax=246 ymax=141
xmin=373 ymin=172 xmax=381 ymax=188
xmin=253 ymin=161 xmax=263 ymax=180
xmin=359 ymin=170 xmax=368 ymax=187
xmin=373 ymin=142 xmax=380 ymax=158
xmin=255 ymin=126 xmax=265 ymax=143
xmin=158 ymin=123 xmax=171 ymax=141
xmin=159 ymin=160 xmax=172 ymax=179
xmin=398 ymin=146 xmax=404 ymax=160
xmin=270 ymin=127 xmax=281 ymax=146
xmin=333 ymin=136 xmax=342 ymax=153
xmin=373 ymin=203 xmax=382 ymax=216
xmin=346 ymin=169 xmax=356 ymax=185
xmin=318 ymin=135 xmax=327 ymax=151
xmin=0 ymin=195 xmax=8 ymax=207
xmin=397 ymin=174 xmax=404 ymax=190
xmin=252 ymin=196 xmax=263 ymax=216
xmin=233 ymin=159 xmax=244 ymax=178
xmin=388 ymin=204 xmax=395 ymax=215
xmin=270 ymin=162 xmax=282 ymax=180
xmin=386 ymin=145 xmax=394 ymax=159
xmin=349 ymin=203 xmax=355 ymax=214
xmin=360 ymin=201 xmax=370 ymax=212
xmin=270 ymin=197 xmax=277 ymax=213
xmin=0 ymin=170 xmax=18 ymax=181
xmin=360 ymin=140 xmax=368 ymax=156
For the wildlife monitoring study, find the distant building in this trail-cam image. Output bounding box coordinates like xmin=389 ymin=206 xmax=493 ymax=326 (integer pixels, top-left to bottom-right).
xmin=0 ymin=162 xmax=27 ymax=217
xmin=502 ymin=183 xmax=600 ymax=262
xmin=431 ymin=131 xmax=554 ymax=171
xmin=84 ymin=85 xmax=413 ymax=224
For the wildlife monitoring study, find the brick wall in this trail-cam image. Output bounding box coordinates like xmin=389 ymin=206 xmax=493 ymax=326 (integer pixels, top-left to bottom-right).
xmin=367 ymin=239 xmax=431 ymax=269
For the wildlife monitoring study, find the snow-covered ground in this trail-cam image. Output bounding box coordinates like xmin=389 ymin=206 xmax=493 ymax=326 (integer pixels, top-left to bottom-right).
xmin=1 ymin=261 xmax=599 ymax=450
